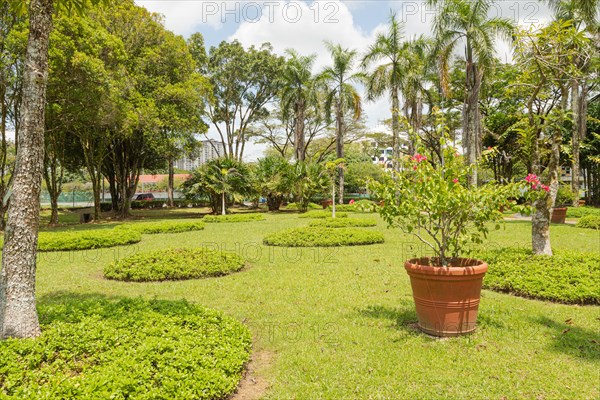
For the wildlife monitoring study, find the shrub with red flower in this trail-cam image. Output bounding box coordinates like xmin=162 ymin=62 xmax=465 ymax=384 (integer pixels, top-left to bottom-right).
xmin=369 ymin=130 xmax=517 ymax=266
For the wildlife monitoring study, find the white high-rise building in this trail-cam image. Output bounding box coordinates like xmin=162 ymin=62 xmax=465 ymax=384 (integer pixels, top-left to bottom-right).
xmin=174 ymin=139 xmax=223 ymax=171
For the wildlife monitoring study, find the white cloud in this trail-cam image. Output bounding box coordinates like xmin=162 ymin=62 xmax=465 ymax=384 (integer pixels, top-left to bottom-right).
xmin=230 ymin=1 xmax=383 ymax=71
xmin=136 ymin=0 xmax=226 ymax=33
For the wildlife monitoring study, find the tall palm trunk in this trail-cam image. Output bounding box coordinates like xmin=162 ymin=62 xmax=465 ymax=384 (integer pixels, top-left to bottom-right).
xmin=336 ymin=98 xmax=344 ymax=204
xmin=391 ymin=88 xmax=402 ymax=160
xmin=295 ymin=100 xmax=306 ymax=162
xmin=464 ymin=48 xmax=482 ymax=187
xmin=0 ymin=0 xmax=53 ymax=339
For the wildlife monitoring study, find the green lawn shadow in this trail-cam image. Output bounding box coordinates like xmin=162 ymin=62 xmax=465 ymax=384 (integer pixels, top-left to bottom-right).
xmin=532 ymin=316 xmax=600 ymax=362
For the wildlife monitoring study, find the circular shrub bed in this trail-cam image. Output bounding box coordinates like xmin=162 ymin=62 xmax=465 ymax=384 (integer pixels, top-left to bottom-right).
xmin=0 ymin=229 xmax=142 ymax=252
xmin=263 ymin=226 xmax=384 ymax=247
xmin=104 ymin=248 xmax=246 ymax=282
xmin=0 ymin=296 xmax=251 ymax=399
xmin=480 ymin=248 xmax=600 ymax=304
xmin=115 ymin=220 xmax=205 ymax=234
xmin=203 ymin=214 xmax=264 ymax=223
xmin=309 ymin=217 xmax=378 ymax=228
xmin=576 ymin=215 xmax=600 ymax=230
xmin=298 ymin=211 xmax=349 ymax=219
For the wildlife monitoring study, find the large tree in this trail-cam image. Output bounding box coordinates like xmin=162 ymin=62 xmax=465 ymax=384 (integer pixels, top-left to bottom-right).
xmin=319 ymin=42 xmax=363 ymax=204
xmin=361 ymin=12 xmax=406 ymax=158
xmin=514 ymin=20 xmax=591 ymax=255
xmin=280 ymin=49 xmax=317 ymax=162
xmin=430 ymin=0 xmax=514 ymax=186
xmin=201 ymin=40 xmax=284 ymax=161
xmin=546 ymin=0 xmax=599 ymax=206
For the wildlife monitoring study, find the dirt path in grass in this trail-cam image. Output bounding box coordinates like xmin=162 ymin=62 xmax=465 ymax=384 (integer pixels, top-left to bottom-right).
xmin=230 ymin=350 xmax=273 ymax=400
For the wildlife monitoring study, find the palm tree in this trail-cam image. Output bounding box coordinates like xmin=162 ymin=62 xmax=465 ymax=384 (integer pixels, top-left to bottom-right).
xmin=280 ymin=49 xmax=317 ymax=162
xmin=318 ymin=42 xmax=363 ymax=204
xmin=361 ymin=13 xmax=406 ymax=158
xmin=430 ymin=0 xmax=514 ymax=187
xmin=399 ymin=36 xmax=435 ymax=152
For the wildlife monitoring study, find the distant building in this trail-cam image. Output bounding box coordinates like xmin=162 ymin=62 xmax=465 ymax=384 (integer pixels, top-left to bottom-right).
xmin=174 ymin=139 xmax=222 ymax=171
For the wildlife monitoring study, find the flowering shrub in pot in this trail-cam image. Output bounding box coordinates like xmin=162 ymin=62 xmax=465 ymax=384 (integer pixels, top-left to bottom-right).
xmin=370 ymin=134 xmax=516 ymax=337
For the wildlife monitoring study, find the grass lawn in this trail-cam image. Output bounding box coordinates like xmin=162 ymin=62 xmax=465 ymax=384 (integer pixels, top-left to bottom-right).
xmin=34 ymin=211 xmax=600 ymax=399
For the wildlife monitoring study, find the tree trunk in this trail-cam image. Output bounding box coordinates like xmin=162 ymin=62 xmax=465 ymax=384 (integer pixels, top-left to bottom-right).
xmin=221 ymin=192 xmax=226 ymax=215
xmin=464 ymin=51 xmax=482 ymax=188
xmin=336 ymin=99 xmax=344 ymax=205
xmin=571 ymin=81 xmax=587 ymax=206
xmin=391 ymin=88 xmax=402 ymax=161
xmin=0 ymin=0 xmax=53 ymax=340
xmin=295 ymin=100 xmax=306 ymax=162
xmin=531 ymin=197 xmax=552 ymax=255
xmin=167 ymin=158 xmax=174 ymax=208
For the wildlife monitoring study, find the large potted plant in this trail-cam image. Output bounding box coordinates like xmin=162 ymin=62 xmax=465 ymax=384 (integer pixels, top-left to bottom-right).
xmin=370 ymin=137 xmax=515 ymax=337
xmin=551 ymin=185 xmax=575 ymax=223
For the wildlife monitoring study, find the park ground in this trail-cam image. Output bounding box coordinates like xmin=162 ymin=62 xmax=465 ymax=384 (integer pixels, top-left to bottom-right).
xmin=35 ymin=208 xmax=599 ymax=399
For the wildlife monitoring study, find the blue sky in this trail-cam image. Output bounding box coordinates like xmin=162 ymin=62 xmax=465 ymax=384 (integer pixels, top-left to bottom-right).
xmin=135 ymin=0 xmax=552 ymax=160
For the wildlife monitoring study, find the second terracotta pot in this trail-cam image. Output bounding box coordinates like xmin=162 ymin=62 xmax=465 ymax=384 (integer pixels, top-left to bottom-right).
xmin=404 ymin=257 xmax=488 ymax=337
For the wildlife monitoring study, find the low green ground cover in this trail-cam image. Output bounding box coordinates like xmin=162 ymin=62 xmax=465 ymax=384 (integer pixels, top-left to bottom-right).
xmin=309 ymin=217 xmax=378 ymax=228
xmin=0 ymin=296 xmax=251 ymax=400
xmin=298 ymin=211 xmax=348 ymax=219
xmin=263 ymin=226 xmax=384 ymax=247
xmin=104 ymin=248 xmax=245 ymax=282
xmin=203 ymin=213 xmax=265 ymax=223
xmin=576 ymin=215 xmax=600 ymax=229
xmin=114 ymin=220 xmax=205 ymax=234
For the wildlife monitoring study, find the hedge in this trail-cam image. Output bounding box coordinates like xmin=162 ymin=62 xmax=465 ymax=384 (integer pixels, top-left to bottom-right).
xmin=0 ymin=229 xmax=142 ymax=252
xmin=114 ymin=220 xmax=205 ymax=234
xmin=284 ymin=202 xmax=322 ymax=210
xmin=263 ymin=226 xmax=384 ymax=247
xmin=104 ymin=248 xmax=246 ymax=282
xmin=576 ymin=215 xmax=600 ymax=230
xmin=327 ymin=200 xmax=379 ymax=213
xmin=480 ymin=248 xmax=600 ymax=304
xmin=0 ymin=297 xmax=251 ymax=399
xmin=203 ymin=213 xmax=265 ymax=223
xmin=309 ymin=217 xmax=378 ymax=228
xmin=298 ymin=211 xmax=349 ymax=219
xmin=566 ymin=206 xmax=600 ymax=218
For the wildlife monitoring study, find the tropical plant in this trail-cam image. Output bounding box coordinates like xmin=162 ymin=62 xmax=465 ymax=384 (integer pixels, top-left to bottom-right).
xmin=254 ymin=156 xmax=294 ymax=211
xmin=430 ymin=0 xmax=515 ymax=186
xmin=280 ymin=49 xmax=317 ymax=162
xmin=361 ymin=12 xmax=406 ymax=157
xmin=183 ymin=158 xmax=252 ymax=215
xmin=291 ymin=161 xmax=330 ymax=212
xmin=318 ymin=42 xmax=363 ymax=203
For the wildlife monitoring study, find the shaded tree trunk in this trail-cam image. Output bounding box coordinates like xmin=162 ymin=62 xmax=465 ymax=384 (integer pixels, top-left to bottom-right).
xmin=0 ymin=0 xmax=53 ymax=339
xmin=167 ymin=158 xmax=174 ymax=208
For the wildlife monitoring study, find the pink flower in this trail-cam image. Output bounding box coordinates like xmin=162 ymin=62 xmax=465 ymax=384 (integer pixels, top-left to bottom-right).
xmin=453 ymin=178 xmax=459 ymax=184
xmin=487 ymin=147 xmax=493 ymax=150
xmin=541 ymin=185 xmax=550 ymax=193
xmin=412 ymin=165 xmax=417 ymax=171
xmin=412 ymin=154 xmax=427 ymax=163
xmin=525 ymin=174 xmax=539 ymax=184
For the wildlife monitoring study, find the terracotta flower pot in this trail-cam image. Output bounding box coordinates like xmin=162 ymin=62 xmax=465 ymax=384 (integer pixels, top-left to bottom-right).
xmin=551 ymin=207 xmax=567 ymax=224
xmin=578 ymin=200 xmax=586 ymax=206
xmin=321 ymin=200 xmax=333 ymax=209
xmin=404 ymin=257 xmax=488 ymax=337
